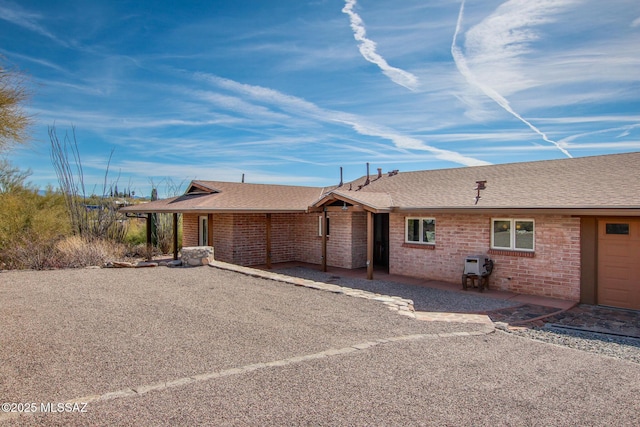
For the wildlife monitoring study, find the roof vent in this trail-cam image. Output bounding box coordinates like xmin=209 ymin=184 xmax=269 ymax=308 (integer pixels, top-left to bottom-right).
xmin=474 ymin=180 xmax=487 ymax=205
xmin=364 ymin=163 xmax=370 ymax=186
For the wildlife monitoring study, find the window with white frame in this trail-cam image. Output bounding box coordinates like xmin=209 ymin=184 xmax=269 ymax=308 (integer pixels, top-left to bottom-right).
xmin=318 ymin=216 xmax=330 ymax=237
xmin=491 ymin=219 xmax=534 ymax=251
xmin=405 ymin=217 xmax=435 ymax=244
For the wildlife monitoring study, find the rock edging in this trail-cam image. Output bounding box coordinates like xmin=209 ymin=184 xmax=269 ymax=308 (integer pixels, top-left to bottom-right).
xmin=208 ymin=260 xmax=416 ymax=318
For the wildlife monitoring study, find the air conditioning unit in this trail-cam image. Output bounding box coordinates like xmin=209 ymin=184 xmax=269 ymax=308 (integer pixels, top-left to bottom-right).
xmin=463 ymin=255 xmax=493 ymax=277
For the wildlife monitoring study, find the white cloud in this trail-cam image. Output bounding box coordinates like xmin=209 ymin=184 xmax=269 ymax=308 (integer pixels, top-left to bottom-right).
xmin=192 ymin=90 xmax=293 ymax=122
xmin=0 ymin=1 xmax=68 ymax=46
xmin=341 ymin=0 xmax=419 ymax=91
xmin=196 ymin=72 xmax=489 ymax=167
xmin=558 ymin=123 xmax=640 ymax=145
xmin=632 ymin=16 xmax=640 ymax=27
xmin=451 ymin=0 xmax=572 ymax=158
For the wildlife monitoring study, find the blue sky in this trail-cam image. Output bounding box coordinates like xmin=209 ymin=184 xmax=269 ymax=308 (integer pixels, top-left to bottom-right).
xmin=2 ymin=0 xmax=639 ymax=197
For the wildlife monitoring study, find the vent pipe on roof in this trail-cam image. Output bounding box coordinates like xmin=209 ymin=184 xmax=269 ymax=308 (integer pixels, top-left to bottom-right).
xmin=377 ymin=168 xmax=382 ymax=179
xmin=365 ymin=163 xmax=370 ymax=186
xmin=339 ymin=167 xmax=343 ymax=187
xmin=242 ymin=173 xmax=245 ymax=183
xmin=474 ymin=180 xmax=487 ymax=205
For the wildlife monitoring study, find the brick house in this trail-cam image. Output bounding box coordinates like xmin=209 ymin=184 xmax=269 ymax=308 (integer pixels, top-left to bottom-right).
xmin=123 ymin=152 xmax=640 ymax=310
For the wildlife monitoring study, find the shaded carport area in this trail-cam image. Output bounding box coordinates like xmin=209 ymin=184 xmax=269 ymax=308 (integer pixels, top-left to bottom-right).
xmin=1 ymin=267 xmax=640 ymax=426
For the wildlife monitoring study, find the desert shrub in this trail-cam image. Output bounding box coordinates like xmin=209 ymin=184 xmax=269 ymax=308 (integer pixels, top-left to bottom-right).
xmin=126 ymin=243 xmax=160 ymax=260
xmin=155 ymin=213 xmax=182 ymax=254
xmin=5 ymin=234 xmax=60 ymax=270
xmin=49 ymin=125 xmax=130 ymax=243
xmin=124 ymin=214 xmax=182 ymax=256
xmin=55 ymin=236 xmax=127 ymax=268
xmin=125 ymin=218 xmax=147 ymax=246
xmin=0 ymin=186 xmax=72 ymax=269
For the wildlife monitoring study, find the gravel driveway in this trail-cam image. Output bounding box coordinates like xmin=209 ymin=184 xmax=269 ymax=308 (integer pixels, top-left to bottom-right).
xmin=1 ymin=267 xmax=639 ymax=426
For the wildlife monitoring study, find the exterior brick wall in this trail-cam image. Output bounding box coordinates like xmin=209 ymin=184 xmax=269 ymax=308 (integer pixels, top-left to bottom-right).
xmin=186 ymin=210 xmax=580 ymax=301
xmin=230 ymin=213 xmax=266 ymax=265
xmin=294 ymin=213 xmax=323 ymax=265
xmin=326 ymin=211 xmax=351 ymax=268
xmin=210 ymin=213 xmax=234 ymax=263
xmin=270 ymin=214 xmax=298 ymax=263
xmin=351 ymin=212 xmax=368 ymax=268
xmin=198 ymin=212 xmax=306 ymax=266
xmin=388 ymin=213 xmax=581 ymax=301
xmin=182 ymin=214 xmax=199 ymax=248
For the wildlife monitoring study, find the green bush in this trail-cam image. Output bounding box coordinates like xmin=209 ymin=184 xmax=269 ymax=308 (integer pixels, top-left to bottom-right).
xmin=124 ymin=218 xmax=147 ymax=246
xmin=0 ymin=188 xmax=72 ymax=269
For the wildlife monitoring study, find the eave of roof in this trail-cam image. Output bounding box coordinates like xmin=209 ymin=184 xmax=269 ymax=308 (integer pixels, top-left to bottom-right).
xmin=392 ymin=206 xmax=640 ymax=216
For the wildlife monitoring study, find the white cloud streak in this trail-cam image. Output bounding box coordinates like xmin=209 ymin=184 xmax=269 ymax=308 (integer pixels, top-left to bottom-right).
xmin=342 ymin=0 xmax=420 ymax=91
xmin=197 ymin=73 xmax=490 ymax=167
xmin=0 ymin=1 xmax=68 ymax=46
xmin=451 ymin=0 xmax=572 ymax=158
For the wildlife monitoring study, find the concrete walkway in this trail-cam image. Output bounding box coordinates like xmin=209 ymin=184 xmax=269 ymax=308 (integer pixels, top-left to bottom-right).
xmin=247 ymin=262 xmax=640 ymax=339
xmin=212 ymin=261 xmax=576 ymax=326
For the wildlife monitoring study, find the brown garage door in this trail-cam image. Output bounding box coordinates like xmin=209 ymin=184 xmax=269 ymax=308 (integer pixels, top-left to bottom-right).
xmin=598 ymin=219 xmax=640 ymax=309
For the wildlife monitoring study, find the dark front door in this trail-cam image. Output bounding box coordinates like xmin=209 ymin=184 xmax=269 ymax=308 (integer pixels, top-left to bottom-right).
xmin=374 ymin=213 xmax=389 ymax=270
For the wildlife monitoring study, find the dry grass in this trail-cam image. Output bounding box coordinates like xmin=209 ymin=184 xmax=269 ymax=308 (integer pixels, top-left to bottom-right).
xmin=55 ymin=236 xmax=128 ymax=268
xmin=1 ymin=236 xmax=134 ymax=270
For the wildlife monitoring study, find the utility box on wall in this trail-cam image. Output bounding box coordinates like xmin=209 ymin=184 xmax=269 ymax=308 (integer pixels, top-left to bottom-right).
xmin=463 ymin=255 xmax=493 ymax=277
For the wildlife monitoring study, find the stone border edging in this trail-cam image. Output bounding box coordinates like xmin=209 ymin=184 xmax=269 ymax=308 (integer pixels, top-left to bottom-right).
xmin=208 ymin=261 xmax=495 ymax=331
xmin=208 ymin=260 xmax=416 ymax=317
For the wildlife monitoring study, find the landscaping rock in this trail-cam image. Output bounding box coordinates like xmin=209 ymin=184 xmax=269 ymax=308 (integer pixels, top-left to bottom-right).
xmin=136 ymin=261 xmax=159 ymax=268
xmin=104 ymin=261 xmax=135 ymax=268
xmin=181 ymin=246 xmax=214 ymax=267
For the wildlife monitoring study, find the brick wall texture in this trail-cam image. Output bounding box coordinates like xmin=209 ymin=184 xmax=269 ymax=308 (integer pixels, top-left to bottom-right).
xmin=388 ymin=213 xmax=581 ymax=301
xmin=183 ymin=211 xmax=581 ymax=301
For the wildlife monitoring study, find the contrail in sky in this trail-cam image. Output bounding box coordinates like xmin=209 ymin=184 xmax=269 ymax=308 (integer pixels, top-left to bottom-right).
xmin=342 ymin=0 xmax=419 ymax=91
xmin=199 ymin=73 xmax=489 ymax=167
xmin=451 ymin=0 xmax=572 ymax=158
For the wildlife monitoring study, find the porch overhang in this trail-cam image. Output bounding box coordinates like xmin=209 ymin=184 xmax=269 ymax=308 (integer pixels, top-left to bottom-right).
xmin=309 ymin=191 xmax=393 ymax=213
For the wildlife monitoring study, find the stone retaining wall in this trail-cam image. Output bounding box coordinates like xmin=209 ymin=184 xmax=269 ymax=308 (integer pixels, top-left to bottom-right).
xmin=181 ymin=246 xmax=215 ymax=267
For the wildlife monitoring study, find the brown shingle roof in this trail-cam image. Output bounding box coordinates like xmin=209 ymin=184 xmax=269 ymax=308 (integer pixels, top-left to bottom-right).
xmin=123 ymin=152 xmax=640 ymax=214
xmin=339 ymin=152 xmax=640 ymax=210
xmin=123 ymin=181 xmax=328 ymax=213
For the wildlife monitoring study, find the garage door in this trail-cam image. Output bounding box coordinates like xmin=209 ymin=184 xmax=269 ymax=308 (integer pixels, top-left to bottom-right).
xmin=598 ymin=219 xmax=640 ymax=310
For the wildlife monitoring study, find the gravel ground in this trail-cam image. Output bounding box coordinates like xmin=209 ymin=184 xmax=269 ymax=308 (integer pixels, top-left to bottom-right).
xmin=276 ymin=266 xmax=640 ymax=365
xmin=2 ymin=266 xmax=640 ymax=426
xmin=502 ymin=325 xmax=640 ymax=365
xmin=0 ymin=267 xmax=483 ymax=404
xmin=275 ymin=267 xmax=518 ymax=312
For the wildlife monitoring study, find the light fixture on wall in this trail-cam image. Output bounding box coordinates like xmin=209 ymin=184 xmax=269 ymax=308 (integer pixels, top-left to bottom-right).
xmin=342 ymin=201 xmax=348 ymax=211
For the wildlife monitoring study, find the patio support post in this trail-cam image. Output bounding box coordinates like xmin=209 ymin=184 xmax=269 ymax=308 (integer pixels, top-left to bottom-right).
xmin=367 ymin=210 xmax=374 ymax=280
xmin=266 ymin=213 xmax=272 ymax=269
xmin=146 ymin=213 xmax=152 ymax=261
xmin=207 ymin=214 xmax=214 ymax=247
xmin=322 ymin=208 xmax=328 ymax=272
xmin=173 ymin=213 xmax=179 ymax=260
